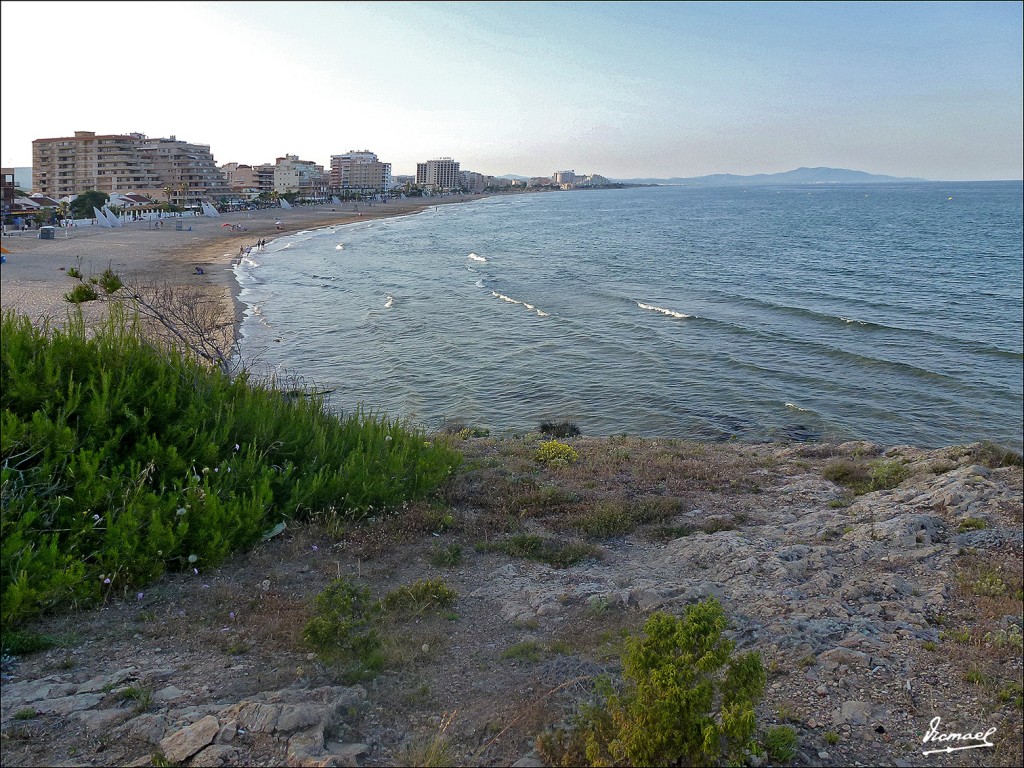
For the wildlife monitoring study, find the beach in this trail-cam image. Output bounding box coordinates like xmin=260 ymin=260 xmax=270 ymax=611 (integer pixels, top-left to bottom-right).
xmin=0 ymin=195 xmax=491 ymax=339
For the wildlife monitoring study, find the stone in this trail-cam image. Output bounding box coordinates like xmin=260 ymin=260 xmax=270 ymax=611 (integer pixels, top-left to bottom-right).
xmin=536 ymin=602 xmax=562 ymax=617
xmin=331 ymin=742 xmax=370 ymax=762
xmin=35 ymin=692 xmax=103 ymax=716
xmin=215 ymin=722 xmax=237 ymax=743
xmin=138 ymin=668 xmax=177 ymax=685
xmin=818 ymin=648 xmax=870 ymax=668
xmin=76 ymin=668 xmax=134 ymax=694
xmin=152 ymin=685 xmax=187 ymax=703
xmin=276 ymin=703 xmax=325 ymax=734
xmin=190 ymin=744 xmax=240 ymax=768
xmin=158 ymin=714 xmax=220 ymax=763
xmin=833 ymin=700 xmax=871 ymax=726
xmin=76 ymin=707 xmax=133 ymax=732
xmin=511 ymin=753 xmax=546 ymax=767
xmin=116 ymin=712 xmax=170 ymax=744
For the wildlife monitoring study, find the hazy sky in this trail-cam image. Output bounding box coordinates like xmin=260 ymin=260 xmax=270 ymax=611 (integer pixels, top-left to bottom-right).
xmin=2 ymin=1 xmax=1021 ymax=180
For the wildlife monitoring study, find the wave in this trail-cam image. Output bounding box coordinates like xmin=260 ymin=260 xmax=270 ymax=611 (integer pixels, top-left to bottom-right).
xmin=475 ymin=278 xmax=486 ymax=288
xmin=241 ymin=257 xmax=260 ymax=268
xmin=468 ymin=252 xmax=487 ymax=262
xmin=384 ymin=295 xmax=394 ymax=309
xmin=335 ymin=244 xmax=344 ymax=250
xmin=492 ymin=291 xmax=549 ymax=317
xmin=785 ymin=402 xmax=811 ymax=412
xmin=636 ymin=301 xmax=694 ymax=320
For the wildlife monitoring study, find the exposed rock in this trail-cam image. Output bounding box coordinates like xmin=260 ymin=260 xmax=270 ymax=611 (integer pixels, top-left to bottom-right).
xmin=158 ymin=714 xmax=220 ymax=763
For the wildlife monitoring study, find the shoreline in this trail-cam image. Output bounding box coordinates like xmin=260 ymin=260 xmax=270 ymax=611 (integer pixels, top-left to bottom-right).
xmin=0 ymin=193 xmax=509 ymax=344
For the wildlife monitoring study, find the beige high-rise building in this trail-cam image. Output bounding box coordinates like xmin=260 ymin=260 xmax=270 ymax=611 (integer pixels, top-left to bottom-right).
xmin=274 ymin=154 xmax=328 ymax=199
xmin=221 ymin=162 xmax=275 ymax=197
xmin=415 ymin=158 xmax=461 ymax=191
xmin=329 ymin=151 xmax=392 ymax=193
xmin=31 ymin=130 xmax=229 ymax=206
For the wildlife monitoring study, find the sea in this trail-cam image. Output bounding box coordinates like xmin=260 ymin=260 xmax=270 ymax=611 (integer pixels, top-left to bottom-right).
xmin=234 ymin=182 xmax=1024 ymax=451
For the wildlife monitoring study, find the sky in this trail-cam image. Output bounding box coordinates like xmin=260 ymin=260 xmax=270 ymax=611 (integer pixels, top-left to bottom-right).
xmin=1 ymin=1 xmax=1021 ymax=180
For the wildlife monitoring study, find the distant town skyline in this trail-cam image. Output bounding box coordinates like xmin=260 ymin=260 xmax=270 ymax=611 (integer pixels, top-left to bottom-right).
xmin=1 ymin=1 xmax=1021 ymax=181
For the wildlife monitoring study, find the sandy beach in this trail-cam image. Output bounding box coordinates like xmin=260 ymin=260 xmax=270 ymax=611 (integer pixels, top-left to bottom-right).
xmin=0 ymin=194 xmax=495 ymax=340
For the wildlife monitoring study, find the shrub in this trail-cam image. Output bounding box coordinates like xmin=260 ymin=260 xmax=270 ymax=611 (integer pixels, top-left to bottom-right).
xmin=537 ymin=440 xmax=579 ymax=466
xmin=381 ymin=578 xmax=458 ymax=614
xmin=1 ymin=311 xmax=461 ymax=629
xmin=429 ymin=543 xmax=462 ymax=568
xmin=302 ymin=578 xmax=382 ymax=668
xmin=764 ymin=725 xmax=799 ymax=762
xmin=958 ymin=518 xmax=987 ymax=532
xmin=538 ymin=598 xmax=765 ymax=766
xmin=823 ymin=457 xmax=907 ymax=494
xmin=540 ymin=420 xmax=581 ymax=438
xmin=64 ymin=283 xmax=98 ymax=303
xmin=98 ymin=268 xmax=123 ymax=294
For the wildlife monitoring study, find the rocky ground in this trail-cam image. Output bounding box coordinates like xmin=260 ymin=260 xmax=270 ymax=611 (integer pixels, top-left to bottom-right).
xmin=1 ymin=435 xmax=1021 ymax=767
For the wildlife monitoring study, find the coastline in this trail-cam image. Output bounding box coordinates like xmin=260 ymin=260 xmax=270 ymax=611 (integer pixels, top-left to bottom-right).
xmin=0 ymin=193 xmax=504 ymax=344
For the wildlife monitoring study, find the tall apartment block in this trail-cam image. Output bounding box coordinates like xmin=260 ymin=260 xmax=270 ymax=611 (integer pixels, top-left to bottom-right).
xmin=415 ymin=157 xmax=461 ymax=191
xmin=329 ymin=151 xmax=393 ymax=193
xmin=273 ymin=155 xmax=329 ymax=199
xmin=31 ymin=131 xmax=229 ymax=206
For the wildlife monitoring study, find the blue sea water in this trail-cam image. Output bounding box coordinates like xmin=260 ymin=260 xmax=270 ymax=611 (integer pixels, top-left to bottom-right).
xmin=235 ymin=182 xmax=1024 ymax=450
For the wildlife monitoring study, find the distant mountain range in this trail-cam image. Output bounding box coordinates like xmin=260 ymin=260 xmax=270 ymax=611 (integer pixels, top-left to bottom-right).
xmin=609 ymin=167 xmax=928 ymax=186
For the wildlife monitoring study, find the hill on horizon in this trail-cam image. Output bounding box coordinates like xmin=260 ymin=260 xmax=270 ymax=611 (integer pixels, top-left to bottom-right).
xmin=610 ymin=166 xmax=929 ymax=186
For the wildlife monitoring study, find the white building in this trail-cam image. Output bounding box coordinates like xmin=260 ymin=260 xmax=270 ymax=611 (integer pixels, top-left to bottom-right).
xmin=416 ymin=157 xmax=461 ymax=191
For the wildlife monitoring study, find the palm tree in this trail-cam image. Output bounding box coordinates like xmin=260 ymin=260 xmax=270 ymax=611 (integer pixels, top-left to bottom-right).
xmin=179 ymin=182 xmax=189 ymax=210
xmin=163 ymin=186 xmax=173 ymax=209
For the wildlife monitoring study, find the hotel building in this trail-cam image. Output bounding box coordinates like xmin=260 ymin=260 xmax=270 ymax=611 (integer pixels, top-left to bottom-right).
xmin=415 ymin=157 xmax=461 ymax=191
xmin=31 ymin=131 xmax=229 ymax=206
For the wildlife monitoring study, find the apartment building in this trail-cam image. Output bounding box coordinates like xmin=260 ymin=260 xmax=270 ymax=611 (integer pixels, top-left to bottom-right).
xmin=274 ymin=154 xmax=328 ymax=199
xmin=329 ymin=150 xmax=392 ymax=193
xmin=415 ymin=157 xmax=461 ymax=191
xmin=31 ymin=131 xmax=229 ymax=205
xmin=221 ymin=162 xmax=275 ymax=198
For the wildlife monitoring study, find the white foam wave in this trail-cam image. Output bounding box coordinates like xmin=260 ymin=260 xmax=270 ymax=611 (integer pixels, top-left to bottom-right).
xmin=242 ymin=257 xmax=260 ymax=268
xmin=468 ymin=253 xmax=487 ymax=263
xmin=384 ymin=295 xmax=394 ymax=309
xmin=839 ymin=316 xmax=867 ymax=325
xmin=335 ymin=244 xmax=344 ymax=250
xmin=475 ymin=278 xmax=485 ymax=288
xmin=637 ymin=301 xmax=693 ymax=319
xmin=492 ymin=291 xmax=548 ymax=317
xmin=785 ymin=402 xmax=810 ymax=412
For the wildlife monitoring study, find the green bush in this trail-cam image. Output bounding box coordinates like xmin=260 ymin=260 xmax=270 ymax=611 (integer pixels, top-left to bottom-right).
xmin=1 ymin=310 xmax=461 ymax=630
xmin=302 ymin=578 xmax=382 ymax=671
xmin=538 ymin=598 xmax=765 ymax=766
xmin=763 ymin=725 xmax=799 ymax=762
xmin=64 ymin=283 xmax=98 ymax=303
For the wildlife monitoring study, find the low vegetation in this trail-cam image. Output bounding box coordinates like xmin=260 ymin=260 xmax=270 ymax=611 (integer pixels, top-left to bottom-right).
xmin=476 ymin=534 xmax=601 ymax=568
xmin=0 ymin=310 xmax=460 ymax=635
xmin=822 ymin=457 xmax=909 ymax=495
xmin=537 ymin=598 xmax=766 ymax=766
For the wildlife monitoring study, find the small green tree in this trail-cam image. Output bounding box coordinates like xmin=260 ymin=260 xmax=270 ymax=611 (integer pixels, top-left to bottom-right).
xmin=540 ymin=598 xmax=765 ymax=767
xmin=70 ymin=190 xmax=110 ymax=220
